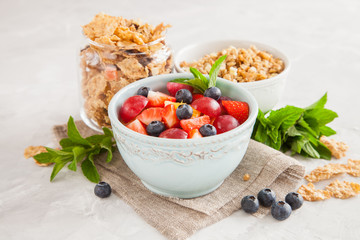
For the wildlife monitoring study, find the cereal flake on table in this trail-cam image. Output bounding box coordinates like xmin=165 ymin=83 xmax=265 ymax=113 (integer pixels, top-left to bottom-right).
xmin=325 ymin=179 xmax=360 ymax=199
xmin=297 ymin=182 xmax=332 ymax=201
xmin=24 ymin=146 xmax=52 ymax=167
xmin=319 ymin=135 xmax=349 ymax=159
xmin=347 ymin=159 xmax=360 ymax=177
xmin=80 ymin=13 xmax=173 ymax=127
xmin=304 ymin=163 xmax=349 ymax=183
xmin=180 ymin=45 xmax=284 ymax=83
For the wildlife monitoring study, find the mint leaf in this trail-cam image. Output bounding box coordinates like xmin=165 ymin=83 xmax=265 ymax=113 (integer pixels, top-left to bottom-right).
xmin=209 ymin=55 xmax=227 ymax=87
xmin=251 ymin=93 xmax=338 ymax=160
xmin=50 ymin=162 xmax=67 ymax=181
xmin=81 ymin=157 xmax=100 ymax=183
xmin=68 ymin=146 xmax=86 ymax=171
xmin=297 ymin=118 xmax=318 ymax=138
xmin=67 ymin=116 xmax=91 ymax=147
xmin=302 ymin=142 xmax=320 ymax=158
xmin=100 ymin=137 xmax=113 ymax=163
xmin=304 ymin=108 xmax=338 ymax=126
xmin=319 ymin=126 xmax=336 ymax=136
xmin=33 ymin=152 xmax=55 ymax=163
xmin=45 ymin=147 xmax=72 ymax=156
xmin=103 ymin=127 xmax=113 ymax=137
xmin=267 ymin=106 xmax=303 ymax=141
xmin=86 ymin=134 xmax=106 ymax=145
xmin=45 ymin=116 xmax=115 ymax=183
xmin=189 ymin=67 xmax=208 ymax=86
xmin=171 ymin=78 xmax=208 ymax=93
xmin=59 ymin=138 xmax=76 ymax=148
xmin=314 ymin=141 xmax=332 ymax=160
xmin=305 ymin=92 xmax=327 ymax=110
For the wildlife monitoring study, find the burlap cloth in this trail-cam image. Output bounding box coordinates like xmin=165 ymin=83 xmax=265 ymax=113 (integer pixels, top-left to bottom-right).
xmin=53 ymin=121 xmax=305 ymax=240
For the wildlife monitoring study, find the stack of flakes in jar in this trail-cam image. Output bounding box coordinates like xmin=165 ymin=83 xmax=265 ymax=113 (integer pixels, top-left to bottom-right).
xmin=80 ymin=13 xmax=173 ymax=127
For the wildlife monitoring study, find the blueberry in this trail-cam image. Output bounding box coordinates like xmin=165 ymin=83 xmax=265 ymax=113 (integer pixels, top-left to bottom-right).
xmin=176 ymin=104 xmax=193 ymax=120
xmin=94 ymin=182 xmax=112 ymax=198
xmin=257 ymin=188 xmax=276 ymax=207
xmin=285 ymin=192 xmax=304 ymax=210
xmin=199 ymin=124 xmax=217 ymax=137
xmin=175 ymin=89 xmax=193 ymax=104
xmin=271 ymin=201 xmax=292 ymax=221
xmin=241 ymin=195 xmax=259 ymax=214
xmin=137 ymin=86 xmax=150 ymax=97
xmin=146 ymin=121 xmax=166 ymax=137
xmin=204 ymin=87 xmax=221 ymax=100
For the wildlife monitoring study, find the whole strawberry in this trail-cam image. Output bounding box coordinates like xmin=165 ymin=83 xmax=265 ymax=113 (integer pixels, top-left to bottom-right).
xmin=222 ymin=101 xmax=249 ymax=124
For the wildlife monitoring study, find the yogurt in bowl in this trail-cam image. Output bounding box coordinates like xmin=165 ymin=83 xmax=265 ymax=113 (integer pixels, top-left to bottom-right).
xmin=108 ymin=73 xmax=258 ymax=198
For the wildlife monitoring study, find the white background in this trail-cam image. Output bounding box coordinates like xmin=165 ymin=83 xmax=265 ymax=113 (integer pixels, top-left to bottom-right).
xmin=1 ymin=0 xmax=360 ymax=239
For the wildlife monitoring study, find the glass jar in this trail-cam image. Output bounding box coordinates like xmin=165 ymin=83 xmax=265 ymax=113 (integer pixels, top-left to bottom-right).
xmin=79 ymin=35 xmax=173 ymax=131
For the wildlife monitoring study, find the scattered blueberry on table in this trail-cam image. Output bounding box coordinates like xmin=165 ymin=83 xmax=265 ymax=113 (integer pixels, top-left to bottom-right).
xmin=285 ymin=192 xmax=304 ymax=210
xmin=271 ymin=201 xmax=292 ymax=221
xmin=240 ymin=189 xmax=304 ymax=221
xmin=257 ymin=188 xmax=276 ymax=207
xmin=241 ymin=195 xmax=259 ymax=214
xmin=94 ymin=182 xmax=112 ymax=198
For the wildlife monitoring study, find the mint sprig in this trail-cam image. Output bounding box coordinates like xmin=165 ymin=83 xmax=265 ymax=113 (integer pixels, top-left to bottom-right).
xmin=172 ymin=55 xmax=227 ymax=93
xmin=34 ymin=116 xmax=116 ymax=183
xmin=251 ymin=93 xmax=338 ymax=159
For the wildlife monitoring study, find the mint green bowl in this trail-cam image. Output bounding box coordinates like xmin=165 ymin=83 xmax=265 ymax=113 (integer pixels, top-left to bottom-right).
xmin=108 ymin=73 xmax=258 ymax=198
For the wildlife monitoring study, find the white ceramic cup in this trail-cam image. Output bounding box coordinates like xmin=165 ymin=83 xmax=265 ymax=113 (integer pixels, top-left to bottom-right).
xmin=175 ymin=40 xmax=290 ymax=112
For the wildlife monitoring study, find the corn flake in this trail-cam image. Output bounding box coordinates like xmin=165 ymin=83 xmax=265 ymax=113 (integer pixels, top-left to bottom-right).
xmin=297 ymin=182 xmax=332 ymax=201
xmin=347 ymin=159 xmax=360 ymax=177
xmin=320 ymin=136 xmax=349 ymax=159
xmin=304 ymin=163 xmax=349 ymax=183
xmin=325 ymin=180 xmax=360 ymax=199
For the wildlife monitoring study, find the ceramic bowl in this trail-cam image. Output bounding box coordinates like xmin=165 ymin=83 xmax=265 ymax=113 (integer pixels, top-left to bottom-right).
xmin=108 ymin=73 xmax=258 ymax=198
xmin=174 ymin=40 xmax=290 ymax=112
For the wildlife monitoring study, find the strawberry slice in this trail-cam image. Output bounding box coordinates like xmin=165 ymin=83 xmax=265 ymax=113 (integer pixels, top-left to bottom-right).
xmin=188 ymin=129 xmax=203 ymax=139
xmin=164 ymin=101 xmax=201 ymax=118
xmin=192 ymin=93 xmax=204 ymax=102
xmin=136 ymin=107 xmax=164 ymax=125
xmin=147 ymin=91 xmax=176 ymax=107
xmin=126 ymin=119 xmax=147 ymax=135
xmin=180 ymin=115 xmax=210 ymax=133
xmin=222 ymin=101 xmax=249 ymax=124
xmin=162 ymin=104 xmax=180 ymax=128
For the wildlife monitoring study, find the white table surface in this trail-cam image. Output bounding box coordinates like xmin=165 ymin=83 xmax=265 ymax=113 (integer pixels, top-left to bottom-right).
xmin=1 ymin=0 xmax=360 ymax=239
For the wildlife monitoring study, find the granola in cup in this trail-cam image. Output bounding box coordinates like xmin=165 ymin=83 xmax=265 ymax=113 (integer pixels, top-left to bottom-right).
xmin=79 ymin=13 xmax=173 ymax=131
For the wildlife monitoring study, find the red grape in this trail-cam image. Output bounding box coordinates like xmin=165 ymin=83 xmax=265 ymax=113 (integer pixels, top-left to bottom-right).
xmin=213 ymin=115 xmax=240 ymax=134
xmin=159 ymin=128 xmax=188 ymax=139
xmin=119 ymin=95 xmax=148 ymax=123
xmin=191 ymin=97 xmax=221 ymax=118
xmin=167 ymin=82 xmax=193 ymax=96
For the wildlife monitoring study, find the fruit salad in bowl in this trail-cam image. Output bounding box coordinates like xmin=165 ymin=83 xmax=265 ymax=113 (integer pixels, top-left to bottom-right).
xmin=108 ymin=59 xmax=258 ymax=198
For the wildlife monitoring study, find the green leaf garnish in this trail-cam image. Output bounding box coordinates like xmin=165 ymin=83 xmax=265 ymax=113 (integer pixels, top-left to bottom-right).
xmin=34 ymin=116 xmax=116 ymax=182
xmin=209 ymin=55 xmax=227 ymax=88
xmin=171 ymin=55 xmax=227 ymax=93
xmin=251 ymin=93 xmax=337 ymax=160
